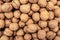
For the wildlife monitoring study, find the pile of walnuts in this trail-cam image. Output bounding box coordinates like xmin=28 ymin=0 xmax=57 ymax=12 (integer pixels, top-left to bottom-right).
xmin=0 ymin=0 xmax=60 ymax=40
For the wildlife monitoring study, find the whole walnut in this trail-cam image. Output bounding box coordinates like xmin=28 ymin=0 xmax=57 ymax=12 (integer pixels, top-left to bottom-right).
xmin=32 ymin=13 xmax=40 ymax=22
xmin=2 ymin=3 xmax=12 ymax=12
xmin=46 ymin=2 xmax=54 ymax=10
xmin=27 ymin=24 xmax=37 ymax=33
xmin=38 ymin=21 xmax=47 ymax=28
xmin=31 ymin=4 xmax=40 ymax=12
xmin=14 ymin=10 xmax=21 ymax=18
xmin=38 ymin=30 xmax=46 ymax=39
xmin=48 ymin=11 xmax=54 ymax=20
xmin=47 ymin=31 xmax=56 ymax=40
xmin=4 ymin=12 xmax=13 ymax=19
xmin=20 ymin=14 xmax=29 ymax=22
xmin=12 ymin=0 xmax=20 ymax=9
xmin=5 ymin=19 xmax=11 ymax=27
xmin=4 ymin=28 xmax=13 ymax=36
xmin=9 ymin=23 xmax=19 ymax=31
xmin=17 ymin=29 xmax=24 ymax=36
xmin=20 ymin=4 xmax=30 ymax=13
xmin=38 ymin=0 xmax=47 ymax=7
xmin=0 ymin=35 xmax=9 ymax=40
xmin=49 ymin=20 xmax=58 ymax=29
xmin=40 ymin=10 xmax=49 ymax=20
xmin=26 ymin=19 xmax=33 ymax=25
xmin=19 ymin=21 xmax=25 ymax=28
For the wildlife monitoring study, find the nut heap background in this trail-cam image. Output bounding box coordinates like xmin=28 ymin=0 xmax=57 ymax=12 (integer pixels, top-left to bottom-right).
xmin=0 ymin=0 xmax=60 ymax=40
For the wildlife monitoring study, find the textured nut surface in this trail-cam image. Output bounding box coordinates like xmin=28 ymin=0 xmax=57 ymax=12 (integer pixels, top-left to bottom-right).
xmin=31 ymin=4 xmax=40 ymax=12
xmin=0 ymin=13 xmax=5 ymax=19
xmin=19 ymin=21 xmax=25 ymax=28
xmin=4 ymin=12 xmax=13 ymax=19
xmin=24 ymin=34 xmax=32 ymax=40
xmin=54 ymin=36 xmax=60 ymax=40
xmin=38 ymin=30 xmax=46 ymax=39
xmin=9 ymin=23 xmax=19 ymax=31
xmin=17 ymin=29 xmax=24 ymax=36
xmin=2 ymin=3 xmax=12 ymax=12
xmin=29 ymin=0 xmax=38 ymax=3
xmin=0 ymin=19 xmax=4 ymax=28
xmin=26 ymin=19 xmax=33 ymax=25
xmin=47 ymin=31 xmax=56 ymax=40
xmin=14 ymin=36 xmax=24 ymax=40
xmin=38 ymin=0 xmax=47 ymax=7
xmin=49 ymin=20 xmax=58 ymax=29
xmin=14 ymin=10 xmax=21 ymax=18
xmin=32 ymin=13 xmax=40 ymax=22
xmin=12 ymin=0 xmax=20 ymax=9
xmin=12 ymin=17 xmax=19 ymax=23
xmin=48 ymin=11 xmax=54 ymax=20
xmin=5 ymin=19 xmax=11 ymax=27
xmin=38 ymin=21 xmax=47 ymax=28
xmin=4 ymin=28 xmax=13 ymax=36
xmin=40 ymin=10 xmax=49 ymax=20
xmin=20 ymin=4 xmax=30 ymax=13
xmin=27 ymin=24 xmax=37 ymax=33
xmin=20 ymin=14 xmax=29 ymax=22
xmin=46 ymin=2 xmax=54 ymax=10
xmin=54 ymin=8 xmax=60 ymax=17
xmin=20 ymin=0 xmax=28 ymax=4
xmin=0 ymin=35 xmax=9 ymax=40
